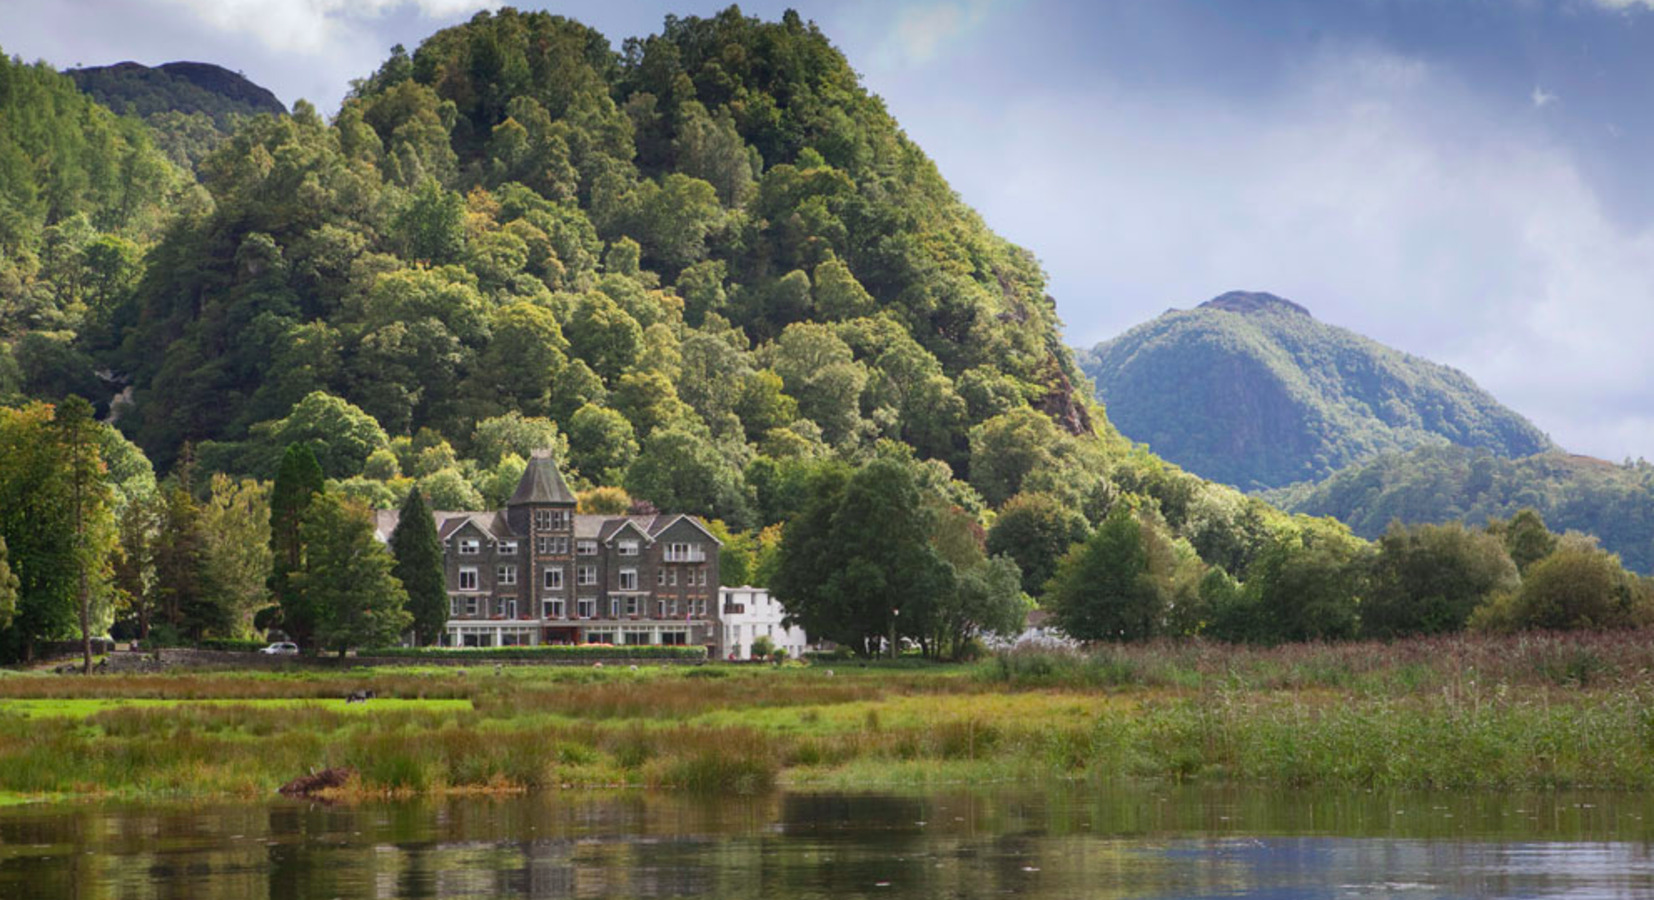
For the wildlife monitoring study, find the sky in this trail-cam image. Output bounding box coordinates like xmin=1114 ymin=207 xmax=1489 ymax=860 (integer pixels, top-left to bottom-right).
xmin=3 ymin=0 xmax=1654 ymax=461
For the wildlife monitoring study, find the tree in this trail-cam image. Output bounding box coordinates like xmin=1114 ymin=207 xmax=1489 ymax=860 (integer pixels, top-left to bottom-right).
xmin=198 ymin=475 xmax=272 ymax=638
xmin=986 ymin=492 xmax=1090 ymax=597
xmin=251 ymin=392 xmax=390 ymax=479
xmin=1472 ymin=534 xmax=1649 ymax=632
xmin=1365 ymin=521 xmax=1517 ymax=638
xmin=393 ymin=178 xmax=466 ymax=264
xmin=152 ymin=466 xmax=216 ymax=638
xmin=470 ymin=412 xmax=567 ymax=468
xmin=269 ymin=443 xmax=325 ymax=648
xmin=56 ymin=397 xmax=114 ymax=672
xmin=567 ymin=291 xmax=642 ymax=382
xmin=296 ymin=494 xmax=411 ymax=655
xmin=567 ymin=403 xmax=638 ymax=484
xmin=625 ymin=427 xmax=753 ymax=527
xmin=968 ymin=408 xmax=1064 ymax=508
xmin=390 ymin=487 xmax=447 ymax=646
xmin=0 ymin=536 xmax=18 ymax=631
xmin=1212 ymin=519 xmax=1369 ymax=644
xmin=773 ymin=458 xmax=952 ymax=655
xmin=1496 ymin=508 xmax=1557 ymax=574
xmin=112 ymin=495 xmax=156 ymax=640
xmin=1045 ymin=505 xmax=1162 ymax=642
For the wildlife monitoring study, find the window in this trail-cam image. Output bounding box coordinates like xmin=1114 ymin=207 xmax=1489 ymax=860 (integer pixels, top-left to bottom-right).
xmin=657 ymin=568 xmax=666 ymax=586
xmin=609 ymin=598 xmax=621 ymax=617
xmin=458 ymin=567 xmax=478 ymax=591
xmin=619 ymin=569 xmax=638 ymax=591
xmin=544 ymin=599 xmax=564 ymax=619
xmin=577 ymin=540 xmax=598 ymax=556
xmin=577 ymin=565 xmax=598 ymax=586
xmin=536 ymin=536 xmax=569 ymax=555
xmin=501 ymin=597 xmax=517 ymax=619
xmin=665 ymin=542 xmax=703 ymax=562
xmin=497 ymin=565 xmax=517 ymax=586
xmin=697 ymin=569 xmax=707 ymax=586
xmin=465 ymin=596 xmax=479 ymax=617
xmin=618 ymin=539 xmax=639 ymax=556
xmin=458 ymin=537 xmax=480 ymax=555
xmin=696 ymin=598 xmax=707 ymax=616
xmin=656 ymin=600 xmax=666 ymax=617
xmin=533 ymin=510 xmax=551 ymax=530
xmin=669 ymin=569 xmax=678 ymax=587
xmin=449 ymin=596 xmax=462 ymax=617
xmin=661 ymin=631 xmax=687 ymax=646
xmin=669 ymin=599 xmax=679 ymax=616
xmin=623 ymin=631 xmax=650 ymax=646
xmin=585 ymin=631 xmax=614 ymax=645
xmin=626 ymin=597 xmax=639 ymax=616
xmin=577 ymin=598 xmax=595 ymax=619
xmin=543 ymin=567 xmax=564 ymax=590
xmin=499 ymin=540 xmax=517 ymax=555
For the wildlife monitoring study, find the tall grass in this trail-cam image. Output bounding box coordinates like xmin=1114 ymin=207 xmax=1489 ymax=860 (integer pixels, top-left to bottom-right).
xmin=2 ymin=632 xmax=1653 ymax=800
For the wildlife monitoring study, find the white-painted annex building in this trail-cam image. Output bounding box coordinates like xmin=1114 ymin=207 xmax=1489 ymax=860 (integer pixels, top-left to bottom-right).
xmin=716 ymin=586 xmax=810 ymax=660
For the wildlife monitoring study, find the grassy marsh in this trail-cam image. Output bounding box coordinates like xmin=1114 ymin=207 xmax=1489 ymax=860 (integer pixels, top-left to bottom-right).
xmin=1 ymin=632 xmax=1652 ymax=802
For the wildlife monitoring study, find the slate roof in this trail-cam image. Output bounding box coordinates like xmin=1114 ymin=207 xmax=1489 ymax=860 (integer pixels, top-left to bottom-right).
xmin=508 ymin=452 xmax=577 ymax=506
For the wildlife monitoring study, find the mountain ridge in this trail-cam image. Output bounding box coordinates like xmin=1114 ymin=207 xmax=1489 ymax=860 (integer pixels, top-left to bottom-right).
xmin=1076 ymin=291 xmax=1553 ymax=491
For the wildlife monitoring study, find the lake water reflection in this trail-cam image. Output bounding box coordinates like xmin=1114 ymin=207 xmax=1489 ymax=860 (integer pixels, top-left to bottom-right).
xmin=4 ymin=786 xmax=1654 ymax=898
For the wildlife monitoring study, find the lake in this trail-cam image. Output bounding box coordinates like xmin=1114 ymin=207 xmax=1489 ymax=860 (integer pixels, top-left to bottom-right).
xmin=4 ymin=785 xmax=1654 ymax=898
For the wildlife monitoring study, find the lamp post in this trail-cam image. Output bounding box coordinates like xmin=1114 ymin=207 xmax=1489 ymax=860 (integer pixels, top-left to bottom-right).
xmin=889 ymin=607 xmax=899 ymax=661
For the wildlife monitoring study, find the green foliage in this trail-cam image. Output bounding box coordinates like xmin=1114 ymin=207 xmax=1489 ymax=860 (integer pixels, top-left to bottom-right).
xmin=297 ymin=493 xmax=412 ymax=654
xmin=1081 ymin=292 xmax=1554 ymax=491
xmin=1470 ymin=534 xmax=1651 ymax=633
xmin=0 ymin=536 xmax=17 ymax=630
xmin=986 ymin=492 xmax=1090 ymax=597
xmin=1045 ymin=506 xmax=1162 ymax=642
xmin=1272 ymin=447 xmax=1654 ymax=573
xmin=773 ymin=457 xmax=953 ymax=655
xmin=1210 ymin=519 xmax=1371 ymax=644
xmin=269 ymin=443 xmax=325 ymax=647
xmin=390 ymin=487 xmax=446 ymax=646
xmin=1365 ymin=521 xmax=1517 ymax=638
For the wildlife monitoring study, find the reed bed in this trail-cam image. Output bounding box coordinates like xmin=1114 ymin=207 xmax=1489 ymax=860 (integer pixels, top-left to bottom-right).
xmin=0 ymin=632 xmax=1650 ymax=801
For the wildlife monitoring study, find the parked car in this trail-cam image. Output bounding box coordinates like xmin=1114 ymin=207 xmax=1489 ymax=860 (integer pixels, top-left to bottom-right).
xmin=259 ymin=642 xmax=299 ymax=655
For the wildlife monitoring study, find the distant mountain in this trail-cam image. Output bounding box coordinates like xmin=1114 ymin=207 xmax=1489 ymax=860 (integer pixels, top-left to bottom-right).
xmin=66 ymin=61 xmax=285 ymax=170
xmin=1076 ymin=291 xmax=1553 ymax=491
xmin=1266 ymin=445 xmax=1654 ymax=574
xmin=66 ymin=61 xmax=286 ymax=125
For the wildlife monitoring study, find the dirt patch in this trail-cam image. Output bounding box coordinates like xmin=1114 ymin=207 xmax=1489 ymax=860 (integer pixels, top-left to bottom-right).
xmin=278 ymin=767 xmax=357 ymax=797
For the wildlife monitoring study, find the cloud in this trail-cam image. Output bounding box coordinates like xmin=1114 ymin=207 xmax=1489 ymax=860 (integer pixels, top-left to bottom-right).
xmin=1531 ymin=85 xmax=1557 ymax=108
xmin=880 ymin=0 xmax=994 ymax=67
xmin=152 ymin=0 xmax=500 ymax=54
xmin=924 ymin=43 xmax=1654 ymax=459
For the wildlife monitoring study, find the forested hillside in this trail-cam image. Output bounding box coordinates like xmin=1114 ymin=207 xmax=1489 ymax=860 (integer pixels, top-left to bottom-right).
xmin=1269 ymin=446 xmax=1654 ymax=573
xmin=66 ymin=60 xmax=287 ymax=169
xmin=1077 ymin=291 xmax=1553 ymax=490
xmin=3 ymin=8 xmax=1643 ymax=661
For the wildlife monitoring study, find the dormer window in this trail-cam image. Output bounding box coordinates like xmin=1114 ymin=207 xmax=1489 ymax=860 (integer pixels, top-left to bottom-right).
xmin=499 ymin=541 xmax=517 ymax=555
xmin=458 ymin=538 xmax=480 ymax=555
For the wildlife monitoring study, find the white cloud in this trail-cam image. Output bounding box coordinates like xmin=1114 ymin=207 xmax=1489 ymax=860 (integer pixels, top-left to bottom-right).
xmin=916 ymin=44 xmax=1654 ymax=459
xmin=152 ymin=0 xmax=500 ymax=54
xmin=879 ymin=0 xmax=994 ymax=67
xmin=1531 ymin=85 xmax=1557 ymax=108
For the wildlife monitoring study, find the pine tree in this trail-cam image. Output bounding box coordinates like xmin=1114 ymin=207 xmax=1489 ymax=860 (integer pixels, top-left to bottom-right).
xmin=390 ymin=486 xmax=447 ymax=646
xmin=269 ymin=442 xmax=325 ymax=649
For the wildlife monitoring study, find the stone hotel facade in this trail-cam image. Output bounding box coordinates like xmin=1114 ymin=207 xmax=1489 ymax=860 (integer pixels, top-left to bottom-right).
xmin=375 ymin=452 xmax=721 ymax=649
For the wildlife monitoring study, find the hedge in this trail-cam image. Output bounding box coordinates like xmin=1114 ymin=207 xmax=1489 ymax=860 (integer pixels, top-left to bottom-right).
xmin=361 ymin=645 xmax=708 ymax=661
xmin=136 ymin=638 xmax=269 ymax=652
